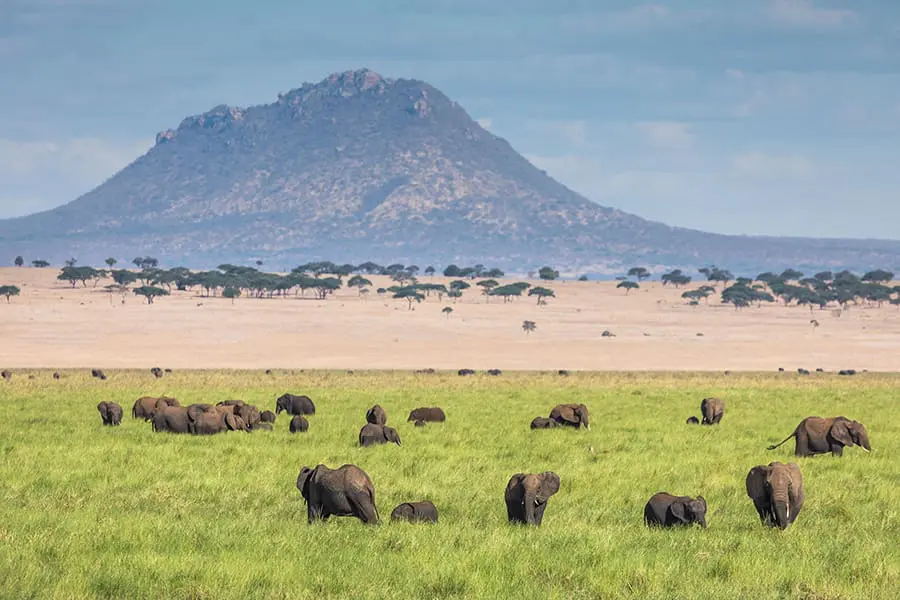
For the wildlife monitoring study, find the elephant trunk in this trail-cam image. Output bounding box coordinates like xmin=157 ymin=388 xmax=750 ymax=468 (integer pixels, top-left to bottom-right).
xmin=858 ymin=430 xmax=871 ymax=452
xmin=698 ymin=514 xmax=707 ymax=529
xmin=524 ymin=490 xmax=537 ymax=524
xmin=772 ymin=495 xmax=790 ymax=529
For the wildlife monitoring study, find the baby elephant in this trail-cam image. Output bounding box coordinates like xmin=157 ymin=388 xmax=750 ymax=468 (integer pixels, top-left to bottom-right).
xmin=700 ymin=397 xmax=724 ymax=425
xmin=359 ymin=423 xmax=401 ymax=447
xmin=290 ymin=415 xmax=309 ymax=433
xmin=366 ymin=404 xmax=387 ymax=425
xmin=97 ymin=401 xmax=123 ymax=426
xmin=530 ymin=417 xmax=559 ymax=429
xmin=504 ymin=471 xmax=561 ymax=526
xmin=686 ymin=416 xmax=700 ymax=425
xmin=259 ymin=410 xmax=276 ymax=424
xmin=408 ymin=407 xmax=446 ymax=422
xmin=644 ymin=492 xmax=707 ymax=528
xmin=390 ymin=501 xmax=438 ymax=523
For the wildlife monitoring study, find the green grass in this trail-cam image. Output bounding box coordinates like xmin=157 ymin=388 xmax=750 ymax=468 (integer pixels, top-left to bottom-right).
xmin=1 ymin=370 xmax=898 ymax=599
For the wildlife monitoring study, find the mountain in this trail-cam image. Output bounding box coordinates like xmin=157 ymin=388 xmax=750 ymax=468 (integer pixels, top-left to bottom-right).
xmin=1 ymin=68 xmax=899 ymax=274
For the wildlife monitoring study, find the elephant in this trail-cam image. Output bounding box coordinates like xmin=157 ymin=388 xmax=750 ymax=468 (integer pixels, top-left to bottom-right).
xmin=686 ymin=416 xmax=700 ymax=425
xmin=487 ymin=369 xmax=502 ymax=376
xmin=366 ymin=404 xmax=387 ymax=425
xmin=186 ymin=403 xmax=217 ymax=423
xmin=52 ymin=372 xmax=61 ymax=380
xmin=235 ymin=404 xmax=261 ymax=427
xmin=549 ymin=404 xmax=590 ymax=429
xmin=152 ymin=406 xmax=192 ymax=433
xmin=359 ymin=423 xmax=401 ymax=447
xmin=151 ymin=367 xmax=163 ymax=378
xmin=505 ymin=472 xmax=561 ymax=526
xmin=407 ymin=407 xmax=446 ymax=423
xmin=191 ymin=410 xmax=246 ymax=434
xmin=97 ymin=401 xmax=123 ymax=426
xmin=767 ymin=416 xmax=871 ymax=457
xmin=700 ymin=398 xmax=724 ymax=425
xmin=390 ymin=501 xmax=438 ymax=523
xmin=746 ymin=462 xmax=805 ymax=529
xmin=132 ymin=396 xmax=179 ymax=420
xmin=260 ymin=410 xmax=276 ymax=424
xmin=251 ymin=422 xmax=273 ymax=432
xmin=91 ymin=369 xmax=107 ymax=380
xmin=558 ymin=370 xmax=570 ymax=376
xmin=415 ymin=368 xmax=436 ymax=374
xmin=458 ymin=369 xmax=475 ymax=376
xmin=1 ymin=369 xmax=11 ymax=380
xmin=530 ymin=417 xmax=560 ymax=429
xmin=296 ymin=463 xmax=379 ymax=524
xmin=218 ymin=399 xmax=245 ymax=408
xmin=290 ymin=415 xmax=309 ymax=433
xmin=414 ymin=420 xmax=426 ymax=427
xmin=276 ymin=393 xmax=316 ymax=415
xmin=643 ymin=493 xmax=707 ymax=528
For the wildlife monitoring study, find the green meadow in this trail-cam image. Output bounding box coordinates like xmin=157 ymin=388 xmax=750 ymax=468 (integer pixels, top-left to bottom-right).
xmin=0 ymin=370 xmax=897 ymax=599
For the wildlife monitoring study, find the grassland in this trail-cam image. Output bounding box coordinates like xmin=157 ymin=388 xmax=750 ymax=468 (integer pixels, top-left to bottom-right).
xmin=0 ymin=370 xmax=897 ymax=599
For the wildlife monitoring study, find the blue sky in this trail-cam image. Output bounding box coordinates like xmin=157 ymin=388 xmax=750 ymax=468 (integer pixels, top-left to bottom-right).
xmin=1 ymin=0 xmax=898 ymax=238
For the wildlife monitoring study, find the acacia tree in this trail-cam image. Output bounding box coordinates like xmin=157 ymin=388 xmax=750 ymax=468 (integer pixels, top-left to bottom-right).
xmin=627 ymin=267 xmax=650 ymax=281
xmin=477 ymin=279 xmax=498 ymax=301
xmin=528 ymin=286 xmax=555 ymax=305
xmin=617 ymin=281 xmax=639 ymax=295
xmin=393 ymin=287 xmax=424 ymax=310
xmin=425 ymin=266 xmax=436 ymax=277
xmin=522 ymin=320 xmax=537 ymax=334
xmin=348 ymin=275 xmax=373 ymax=296
xmin=31 ymin=260 xmax=50 ymax=268
xmin=133 ymin=286 xmax=169 ymax=304
xmin=538 ymin=266 xmax=559 ymax=281
xmin=105 ymin=258 xmax=117 ymax=268
xmin=442 ymin=306 xmax=453 ymax=318
xmin=222 ymin=287 xmax=241 ymax=304
xmin=0 ymin=285 xmax=20 ymax=302
xmin=14 ymin=256 xmax=24 ymax=267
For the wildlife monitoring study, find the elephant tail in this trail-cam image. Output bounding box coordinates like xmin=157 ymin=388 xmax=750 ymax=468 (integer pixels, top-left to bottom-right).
xmin=767 ymin=430 xmax=796 ymax=450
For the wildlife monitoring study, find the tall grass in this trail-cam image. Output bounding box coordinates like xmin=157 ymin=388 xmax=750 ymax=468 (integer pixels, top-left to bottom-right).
xmin=0 ymin=370 xmax=897 ymax=599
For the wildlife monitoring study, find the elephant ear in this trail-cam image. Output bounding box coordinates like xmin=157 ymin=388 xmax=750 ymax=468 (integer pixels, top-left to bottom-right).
xmin=540 ymin=472 xmax=561 ymax=499
xmin=746 ymin=466 xmax=768 ymax=500
xmin=296 ymin=467 xmax=313 ymax=496
xmin=830 ymin=420 xmax=854 ymax=446
xmin=224 ymin=413 xmax=238 ymax=431
xmin=669 ymin=501 xmax=690 ymax=524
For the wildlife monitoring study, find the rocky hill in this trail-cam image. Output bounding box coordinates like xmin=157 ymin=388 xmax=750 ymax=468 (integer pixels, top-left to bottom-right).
xmin=1 ymin=68 xmax=898 ymax=274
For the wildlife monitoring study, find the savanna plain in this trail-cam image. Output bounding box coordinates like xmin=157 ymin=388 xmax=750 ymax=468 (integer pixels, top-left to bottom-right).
xmin=0 ymin=369 xmax=897 ymax=600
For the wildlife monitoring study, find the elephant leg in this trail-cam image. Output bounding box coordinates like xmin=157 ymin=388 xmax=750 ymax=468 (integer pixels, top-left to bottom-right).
xmin=752 ymin=499 xmax=772 ymax=525
xmin=830 ymin=443 xmax=844 ymax=457
xmin=533 ymin=501 xmax=548 ymax=526
xmin=506 ymin=500 xmax=521 ymax=524
xmin=307 ymin=503 xmax=324 ymax=523
xmin=350 ymin=492 xmax=379 ymax=524
xmin=794 ymin=430 xmax=810 ymax=457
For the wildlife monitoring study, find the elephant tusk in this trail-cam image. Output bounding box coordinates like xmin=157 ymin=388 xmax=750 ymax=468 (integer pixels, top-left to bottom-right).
xmin=860 ymin=447 xmax=870 ymax=453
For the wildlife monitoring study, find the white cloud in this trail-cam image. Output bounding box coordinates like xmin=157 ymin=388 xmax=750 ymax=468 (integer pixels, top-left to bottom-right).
xmin=768 ymin=0 xmax=856 ymax=28
xmin=476 ymin=117 xmax=492 ymax=130
xmin=732 ymin=152 xmax=814 ymax=178
xmin=635 ymin=121 xmax=695 ymax=150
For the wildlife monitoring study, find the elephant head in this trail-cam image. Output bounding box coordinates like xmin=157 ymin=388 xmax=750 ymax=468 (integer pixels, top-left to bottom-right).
xmin=671 ymin=496 xmax=707 ymax=528
xmin=831 ymin=418 xmax=871 ymax=452
xmin=686 ymin=416 xmax=700 ymax=425
xmin=746 ymin=462 xmax=803 ymax=529
xmin=187 ymin=403 xmax=213 ymax=422
xmin=525 ymin=472 xmax=560 ymax=523
xmin=296 ymin=466 xmax=314 ymax=499
xmin=575 ymin=406 xmax=589 ymax=429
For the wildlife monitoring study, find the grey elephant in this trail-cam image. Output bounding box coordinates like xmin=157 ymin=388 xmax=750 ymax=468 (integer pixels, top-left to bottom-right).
xmin=366 ymin=404 xmax=387 ymax=425
xmin=191 ymin=409 xmax=247 ymax=434
xmin=700 ymin=398 xmax=724 ymax=425
xmin=407 ymin=407 xmax=446 ymax=422
xmin=1 ymin=369 xmax=11 ymax=380
xmin=132 ymin=396 xmax=180 ymax=420
xmin=152 ymin=406 xmax=192 ymax=433
xmin=97 ymin=401 xmax=123 ymax=426
xmin=550 ymin=404 xmax=589 ymax=429
xmin=359 ymin=423 xmax=401 ymax=447
xmin=686 ymin=416 xmax=700 ymax=425
xmin=260 ymin=410 xmax=276 ymax=423
xmin=390 ymin=501 xmax=438 ymax=523
xmin=235 ymin=404 xmax=261 ymax=427
xmin=530 ymin=417 xmax=559 ymax=429
xmin=290 ymin=415 xmax=309 ymax=433
xmin=276 ymin=393 xmax=316 ymax=415
xmin=746 ymin=462 xmax=804 ymax=529
xmin=767 ymin=416 xmax=871 ymax=457
xmin=643 ymin=493 xmax=707 ymax=528
xmin=296 ymin=463 xmax=379 ymax=524
xmin=504 ymin=471 xmax=561 ymax=526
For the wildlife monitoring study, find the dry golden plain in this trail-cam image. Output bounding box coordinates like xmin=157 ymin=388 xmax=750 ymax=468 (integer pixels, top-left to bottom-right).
xmin=1 ymin=266 xmax=898 ymax=371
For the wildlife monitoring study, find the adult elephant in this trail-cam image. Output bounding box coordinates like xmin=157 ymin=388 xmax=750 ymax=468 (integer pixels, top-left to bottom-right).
xmin=407 ymin=407 xmax=446 ymax=423
xmin=504 ymin=471 xmax=561 ymax=526
xmin=132 ymin=396 xmax=179 ymax=420
xmin=700 ymin=398 xmax=724 ymax=425
xmin=767 ymin=416 xmax=871 ymax=457
xmin=290 ymin=415 xmax=309 ymax=433
xmin=152 ymin=406 xmax=191 ymax=433
xmin=390 ymin=501 xmax=438 ymax=523
xmin=530 ymin=417 xmax=559 ymax=429
xmin=235 ymin=404 xmax=261 ymax=428
xmin=746 ymin=462 xmax=805 ymax=529
xmin=550 ymin=404 xmax=589 ymax=429
xmin=191 ymin=410 xmax=246 ymax=434
xmin=296 ymin=463 xmax=379 ymax=524
xmin=366 ymin=404 xmax=387 ymax=425
xmin=276 ymin=393 xmax=316 ymax=416
xmin=359 ymin=423 xmax=401 ymax=447
xmin=644 ymin=493 xmax=707 ymax=528
xmin=97 ymin=401 xmax=123 ymax=426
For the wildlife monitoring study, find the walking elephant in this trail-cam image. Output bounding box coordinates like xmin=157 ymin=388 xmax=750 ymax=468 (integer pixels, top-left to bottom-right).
xmin=359 ymin=423 xmax=401 ymax=447
xmin=746 ymin=462 xmax=804 ymax=529
xmin=276 ymin=393 xmax=316 ymax=415
xmin=290 ymin=415 xmax=309 ymax=433
xmin=550 ymin=404 xmax=589 ymax=429
xmin=700 ymin=398 xmax=724 ymax=425
xmin=191 ymin=410 xmax=247 ymax=434
xmin=132 ymin=396 xmax=179 ymax=420
xmin=530 ymin=417 xmax=559 ymax=429
xmin=504 ymin=471 xmax=561 ymax=526
xmin=767 ymin=416 xmax=871 ymax=457
xmin=97 ymin=401 xmax=123 ymax=426
xmin=644 ymin=493 xmax=707 ymax=528
xmin=390 ymin=501 xmax=438 ymax=523
xmin=366 ymin=404 xmax=387 ymax=425
xmin=407 ymin=407 xmax=446 ymax=423
xmin=296 ymin=463 xmax=379 ymax=524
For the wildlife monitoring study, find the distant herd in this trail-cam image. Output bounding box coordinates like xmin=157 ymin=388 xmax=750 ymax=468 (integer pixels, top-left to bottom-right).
xmin=3 ymin=366 xmax=874 ymax=528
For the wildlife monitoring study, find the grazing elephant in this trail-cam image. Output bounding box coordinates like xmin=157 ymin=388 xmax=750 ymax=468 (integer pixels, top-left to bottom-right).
xmin=407 ymin=407 xmax=446 ymax=423
xmin=366 ymin=404 xmax=387 ymax=425
xmin=164 ymin=368 xmax=172 ymax=373
xmin=151 ymin=367 xmax=163 ymax=378
xmin=558 ymin=369 xmax=570 ymax=376
xmin=191 ymin=410 xmax=246 ymax=434
xmin=746 ymin=462 xmax=804 ymax=529
xmin=458 ymin=368 xmax=475 ymax=376
xmin=260 ymin=410 xmax=276 ymax=424
xmin=290 ymin=415 xmax=309 ymax=433
xmin=296 ymin=463 xmax=379 ymax=524
xmin=97 ymin=401 xmax=123 ymax=426
xmin=132 ymin=396 xmax=179 ymax=420
xmin=767 ymin=416 xmax=871 ymax=457
xmin=390 ymin=501 xmax=438 ymax=523
xmin=505 ymin=472 xmax=561 ymax=526
xmin=487 ymin=369 xmax=502 ymax=376
xmin=686 ymin=416 xmax=700 ymax=425
xmin=1 ymin=369 xmax=11 ymax=380
xmin=152 ymin=406 xmax=191 ymax=433
xmin=550 ymin=404 xmax=590 ymax=429
xmin=643 ymin=493 xmax=707 ymax=528
xmin=415 ymin=368 xmax=436 ymax=374
xmin=530 ymin=417 xmax=559 ymax=429
xmin=52 ymin=372 xmax=61 ymax=380
xmin=235 ymin=404 xmax=261 ymax=427
xmin=414 ymin=420 xmax=426 ymax=427
xmin=700 ymin=398 xmax=724 ymax=425
xmin=276 ymin=393 xmax=316 ymax=415
xmin=359 ymin=423 xmax=401 ymax=447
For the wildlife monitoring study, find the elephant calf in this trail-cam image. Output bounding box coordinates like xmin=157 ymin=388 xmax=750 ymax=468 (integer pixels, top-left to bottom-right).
xmin=296 ymin=463 xmax=379 ymax=524
xmin=366 ymin=404 xmax=387 ymax=425
xmin=1 ymin=369 xmax=11 ymax=380
xmin=390 ymin=501 xmax=438 ymax=523
xmin=768 ymin=416 xmax=871 ymax=457
xmin=700 ymin=397 xmax=724 ymax=425
xmin=408 ymin=407 xmax=446 ymax=423
xmin=746 ymin=462 xmax=804 ymax=529
xmin=644 ymin=493 xmax=707 ymax=528
xmin=530 ymin=417 xmax=559 ymax=429
xmin=686 ymin=416 xmax=700 ymax=425
xmin=91 ymin=369 xmax=107 ymax=380
xmin=359 ymin=423 xmax=401 ymax=447
xmin=260 ymin=410 xmax=276 ymax=424
xmin=97 ymin=401 xmax=123 ymax=426
xmin=290 ymin=415 xmax=309 ymax=433
xmin=504 ymin=471 xmax=561 ymax=526
xmin=549 ymin=403 xmax=589 ymax=429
